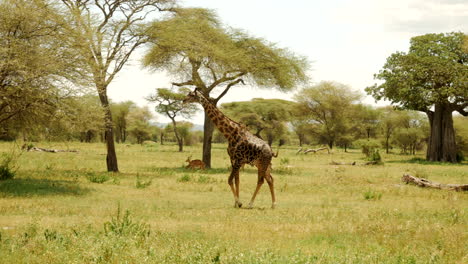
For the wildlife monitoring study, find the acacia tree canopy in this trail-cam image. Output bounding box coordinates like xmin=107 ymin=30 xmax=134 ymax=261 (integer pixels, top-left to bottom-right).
xmin=221 ymin=98 xmax=295 ymax=145
xmin=295 ymin=81 xmax=362 ymax=149
xmin=143 ymin=8 xmax=308 ymax=167
xmin=0 ymin=0 xmax=88 ymax=127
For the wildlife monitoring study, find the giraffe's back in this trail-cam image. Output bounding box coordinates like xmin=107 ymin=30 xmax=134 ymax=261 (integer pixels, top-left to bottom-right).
xmin=229 ymin=131 xmax=273 ymax=166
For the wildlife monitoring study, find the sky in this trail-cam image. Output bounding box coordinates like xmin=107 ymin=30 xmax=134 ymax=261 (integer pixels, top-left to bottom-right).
xmin=108 ymin=0 xmax=468 ymax=124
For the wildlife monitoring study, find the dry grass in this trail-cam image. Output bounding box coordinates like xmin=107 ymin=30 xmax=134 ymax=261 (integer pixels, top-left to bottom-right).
xmin=0 ymin=142 xmax=466 ymax=263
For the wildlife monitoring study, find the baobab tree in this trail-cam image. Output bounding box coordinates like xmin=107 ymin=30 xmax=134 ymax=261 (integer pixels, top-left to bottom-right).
xmin=367 ymin=32 xmax=467 ymax=162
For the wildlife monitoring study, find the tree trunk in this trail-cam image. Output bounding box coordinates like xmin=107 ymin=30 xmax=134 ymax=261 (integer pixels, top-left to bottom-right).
xmin=327 ymin=141 xmax=333 ymax=149
xmin=385 ymin=137 xmax=390 ymax=154
xmin=170 ymin=118 xmax=183 ymax=152
xmin=98 ymin=87 xmax=119 ymax=172
xmin=160 ymin=132 xmax=164 ymax=145
xmin=426 ymin=103 xmax=457 ymax=163
xmin=202 ymin=111 xmax=214 ymax=169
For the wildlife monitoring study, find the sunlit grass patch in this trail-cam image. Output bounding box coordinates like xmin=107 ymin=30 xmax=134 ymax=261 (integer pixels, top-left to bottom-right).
xmin=0 ymin=142 xmax=466 ymax=263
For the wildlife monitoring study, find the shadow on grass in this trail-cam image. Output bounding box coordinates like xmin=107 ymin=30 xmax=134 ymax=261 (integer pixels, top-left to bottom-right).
xmin=387 ymin=157 xmax=468 ymax=166
xmin=0 ymin=178 xmax=91 ymax=197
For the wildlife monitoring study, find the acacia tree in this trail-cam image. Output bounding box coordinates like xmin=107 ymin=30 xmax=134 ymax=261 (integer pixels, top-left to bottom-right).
xmin=0 ymin=0 xmax=86 ymax=129
xmin=146 ymin=88 xmax=198 ymax=151
xmin=295 ymin=81 xmax=362 ymax=149
xmin=367 ymin=32 xmax=467 ymax=163
xmin=143 ymin=8 xmax=308 ymax=167
xmin=127 ymin=106 xmax=153 ymax=144
xmin=377 ymin=106 xmax=407 ymax=154
xmin=110 ymin=101 xmax=135 ymax=143
xmin=61 ymin=0 xmax=176 ymax=172
xmin=221 ymin=99 xmax=295 ymax=146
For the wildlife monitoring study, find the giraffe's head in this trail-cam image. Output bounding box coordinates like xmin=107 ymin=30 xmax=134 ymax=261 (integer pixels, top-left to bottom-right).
xmin=182 ymin=89 xmax=201 ymax=104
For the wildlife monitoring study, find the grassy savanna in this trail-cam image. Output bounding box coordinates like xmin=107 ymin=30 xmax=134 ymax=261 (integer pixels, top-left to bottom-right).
xmin=0 ymin=142 xmax=466 ymax=263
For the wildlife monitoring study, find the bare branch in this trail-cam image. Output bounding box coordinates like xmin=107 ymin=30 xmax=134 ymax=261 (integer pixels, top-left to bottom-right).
xmin=214 ymin=78 xmax=245 ymax=103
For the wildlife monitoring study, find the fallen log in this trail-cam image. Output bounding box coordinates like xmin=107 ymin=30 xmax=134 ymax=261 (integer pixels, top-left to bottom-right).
xmin=402 ymin=173 xmax=468 ymax=192
xmin=296 ymin=147 xmax=303 ymax=154
xmin=330 ymin=161 xmax=356 ymax=165
xmin=304 ymin=147 xmax=329 ymax=154
xmin=28 ymin=147 xmax=78 ymax=153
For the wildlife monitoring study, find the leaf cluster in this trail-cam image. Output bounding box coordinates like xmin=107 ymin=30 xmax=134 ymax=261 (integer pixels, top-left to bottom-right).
xmin=366 ymin=32 xmax=467 ymax=114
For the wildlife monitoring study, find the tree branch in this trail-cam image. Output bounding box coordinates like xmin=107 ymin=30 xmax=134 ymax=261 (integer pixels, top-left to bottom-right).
xmin=214 ymin=78 xmax=245 ymax=104
xmin=454 ymin=102 xmax=468 ymax=116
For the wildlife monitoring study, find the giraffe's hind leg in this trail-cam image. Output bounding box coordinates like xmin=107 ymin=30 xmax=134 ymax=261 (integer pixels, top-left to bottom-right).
xmin=228 ymin=164 xmax=242 ymax=208
xmin=265 ymin=166 xmax=276 ymax=209
xmin=247 ymin=165 xmax=266 ymax=209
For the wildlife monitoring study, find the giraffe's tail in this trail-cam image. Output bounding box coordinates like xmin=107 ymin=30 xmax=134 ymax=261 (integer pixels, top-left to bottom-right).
xmin=273 ymin=139 xmax=285 ymax=158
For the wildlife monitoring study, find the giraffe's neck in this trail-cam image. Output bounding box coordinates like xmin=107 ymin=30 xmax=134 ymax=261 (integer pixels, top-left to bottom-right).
xmin=198 ymin=96 xmax=243 ymax=143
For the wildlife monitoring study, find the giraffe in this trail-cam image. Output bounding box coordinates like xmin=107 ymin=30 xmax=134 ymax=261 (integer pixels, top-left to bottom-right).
xmin=183 ymin=89 xmax=278 ymax=209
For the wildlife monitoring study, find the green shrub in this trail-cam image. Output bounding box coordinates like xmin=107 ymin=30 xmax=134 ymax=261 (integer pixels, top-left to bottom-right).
xmin=197 ymin=175 xmax=216 ymax=184
xmin=104 ymin=204 xmax=150 ymax=238
xmin=177 ymin=174 xmax=191 ymax=182
xmin=0 ymin=153 xmax=16 ymax=181
xmin=86 ymin=172 xmax=110 ymax=184
xmin=364 ymin=190 xmax=382 ymax=201
xmin=368 ymin=149 xmax=383 ymax=164
xmin=135 ymin=175 xmax=152 ymax=189
xmin=354 ymin=139 xmax=381 ymax=156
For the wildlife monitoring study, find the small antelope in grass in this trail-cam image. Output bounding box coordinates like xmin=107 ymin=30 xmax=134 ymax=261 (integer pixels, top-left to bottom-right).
xmin=186 ymin=156 xmax=206 ymax=170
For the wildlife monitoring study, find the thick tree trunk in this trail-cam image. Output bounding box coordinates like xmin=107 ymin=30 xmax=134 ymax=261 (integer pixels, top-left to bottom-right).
xmin=426 ymin=104 xmax=457 ymax=163
xmin=98 ymin=88 xmax=119 ymax=172
xmin=202 ymin=111 xmax=214 ymax=169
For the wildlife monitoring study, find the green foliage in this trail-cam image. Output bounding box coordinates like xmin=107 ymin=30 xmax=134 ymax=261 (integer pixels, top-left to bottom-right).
xmin=135 ymin=175 xmax=152 ymax=189
xmin=104 ymin=205 xmax=150 ymax=238
xmin=354 ymin=139 xmax=381 ymax=156
xmin=221 ymin=98 xmax=295 ymax=144
xmin=197 ymin=175 xmax=216 ymax=184
xmin=177 ymin=174 xmax=191 ymax=182
xmin=295 ymin=82 xmax=362 ymax=148
xmin=366 ymin=32 xmax=467 ymax=113
xmin=86 ymin=172 xmax=110 ymax=184
xmin=127 ymin=106 xmax=154 ymax=144
xmin=363 ymin=190 xmax=382 ymax=201
xmin=454 ymin=116 xmax=468 ymax=156
xmin=110 ymin=101 xmax=135 ymax=143
xmin=0 ymin=0 xmax=88 ymax=129
xmin=144 ymin=8 xmax=308 ymax=93
xmin=0 ymin=148 xmax=20 ymax=180
xmin=0 ymin=164 xmax=15 ymax=181
xmin=369 ymin=150 xmax=383 ymax=163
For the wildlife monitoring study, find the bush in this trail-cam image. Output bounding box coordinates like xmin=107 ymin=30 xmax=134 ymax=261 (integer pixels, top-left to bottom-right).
xmin=135 ymin=175 xmax=152 ymax=189
xmin=354 ymin=139 xmax=381 ymax=156
xmin=0 ymin=152 xmax=18 ymax=181
xmin=364 ymin=190 xmax=382 ymax=200
xmin=86 ymin=172 xmax=110 ymax=184
xmin=0 ymin=166 xmax=15 ymax=181
xmin=177 ymin=174 xmax=191 ymax=182
xmin=104 ymin=204 xmax=150 ymax=238
xmin=369 ymin=149 xmax=383 ymax=163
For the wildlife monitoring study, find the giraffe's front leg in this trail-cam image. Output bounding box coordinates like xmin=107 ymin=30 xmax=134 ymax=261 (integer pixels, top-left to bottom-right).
xmin=228 ymin=164 xmax=242 ymax=208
